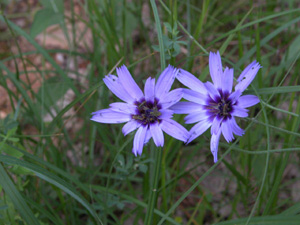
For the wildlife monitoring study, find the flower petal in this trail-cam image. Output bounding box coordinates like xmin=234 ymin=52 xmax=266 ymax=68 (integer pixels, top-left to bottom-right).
xmin=170 ymin=102 xmax=203 ymax=114
xmin=228 ymin=117 xmax=244 ymax=136
xmin=237 ymin=61 xmax=257 ymax=82
xmin=160 ymin=88 xmax=183 ymax=108
xmin=235 ymin=61 xmax=262 ymax=92
xmin=91 ymin=109 xmax=131 ymax=124
xmin=232 ymin=106 xmax=249 ymax=118
xmin=221 ymin=119 xmax=234 ymax=142
xmin=222 ymin=67 xmax=233 ymax=93
xmin=133 ymin=126 xmax=147 ymax=156
xmin=187 ymin=119 xmax=212 ymax=144
xmin=204 ymin=82 xmax=221 ymax=102
xmin=159 ymin=109 xmax=173 ymax=120
xmin=122 ymin=120 xmax=141 ymax=136
xmin=109 ymin=102 xmax=136 ymax=114
xmin=160 ymin=119 xmax=189 ymax=142
xmin=103 ymin=75 xmax=135 ymax=103
xmin=210 ymin=129 xmax=221 ymax=163
xmin=150 ymin=123 xmax=164 ymax=147
xmin=229 ymin=90 xmax=242 ymax=104
xmin=183 ymin=89 xmax=207 ymax=105
xmin=237 ymin=95 xmax=260 ymax=108
xmin=177 ymin=69 xmax=207 ymax=94
xmin=211 ymin=116 xmax=222 ymax=135
xmin=144 ymin=77 xmax=155 ymax=102
xmin=117 ymin=65 xmax=144 ymax=100
xmin=184 ymin=111 xmax=210 ymax=124
xmin=209 ymin=51 xmax=223 ymax=89
xmin=155 ymin=65 xmax=178 ymax=99
xmin=144 ymin=129 xmax=152 ymax=144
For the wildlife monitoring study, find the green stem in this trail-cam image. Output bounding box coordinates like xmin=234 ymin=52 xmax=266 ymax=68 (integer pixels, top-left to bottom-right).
xmin=146 ymin=1 xmax=165 ymax=223
xmin=144 ymin=148 xmax=163 ymax=225
xmin=161 ymin=146 xmax=168 ymax=212
xmin=150 ymin=0 xmax=166 ymax=69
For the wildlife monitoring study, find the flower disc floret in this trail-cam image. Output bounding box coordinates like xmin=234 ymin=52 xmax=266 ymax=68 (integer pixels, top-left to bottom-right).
xmin=132 ymin=98 xmax=162 ymax=125
xmin=205 ymin=90 xmax=233 ymax=120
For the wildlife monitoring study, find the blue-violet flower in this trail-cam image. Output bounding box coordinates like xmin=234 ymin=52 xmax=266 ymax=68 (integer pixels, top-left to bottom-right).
xmin=171 ymin=52 xmax=261 ymax=163
xmin=91 ymin=65 xmax=189 ymax=156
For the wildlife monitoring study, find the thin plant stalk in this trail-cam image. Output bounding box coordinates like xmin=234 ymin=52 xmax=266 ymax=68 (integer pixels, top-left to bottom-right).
xmin=144 ymin=147 xmax=163 ymax=225
xmin=146 ymin=1 xmax=166 ymax=222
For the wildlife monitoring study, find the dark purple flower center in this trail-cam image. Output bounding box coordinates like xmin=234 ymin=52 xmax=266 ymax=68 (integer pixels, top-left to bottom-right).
xmin=206 ymin=91 xmax=233 ymax=120
xmin=217 ymin=99 xmax=232 ymax=116
xmin=132 ymin=98 xmax=162 ymax=126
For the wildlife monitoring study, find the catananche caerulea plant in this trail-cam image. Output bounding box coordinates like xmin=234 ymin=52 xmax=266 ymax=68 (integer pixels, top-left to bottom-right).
xmin=91 ymin=65 xmax=189 ymax=156
xmin=171 ymin=51 xmax=261 ymax=162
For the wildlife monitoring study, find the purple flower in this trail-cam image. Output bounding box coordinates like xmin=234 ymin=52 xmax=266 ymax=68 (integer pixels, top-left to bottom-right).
xmin=171 ymin=51 xmax=261 ymax=163
xmin=91 ymin=65 xmax=189 ymax=156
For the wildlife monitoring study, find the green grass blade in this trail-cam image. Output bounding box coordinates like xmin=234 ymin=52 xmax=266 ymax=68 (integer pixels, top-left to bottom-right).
xmin=245 ymin=85 xmax=271 ymax=225
xmin=150 ymin=0 xmax=166 ymax=69
xmin=214 ymin=215 xmax=300 ymax=225
xmin=0 ymin=163 xmax=40 ymax=225
xmin=46 ymin=82 xmax=103 ymax=132
xmin=0 ymin=15 xmax=80 ymax=96
xmin=281 ymin=202 xmax=300 ymax=215
xmin=208 ymin=8 xmax=300 ymax=47
xmin=158 ymin=0 xmax=208 ymax=54
xmin=219 ymin=7 xmax=253 ymax=54
xmin=236 ymin=16 xmax=300 ymax=67
xmin=245 ymin=86 xmax=300 ymax=95
xmin=90 ymin=184 xmax=180 ymax=225
xmin=0 ymin=155 xmax=102 ymax=224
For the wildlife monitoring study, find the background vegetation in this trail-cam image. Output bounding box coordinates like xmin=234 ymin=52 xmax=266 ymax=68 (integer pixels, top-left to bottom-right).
xmin=0 ymin=0 xmax=300 ymax=224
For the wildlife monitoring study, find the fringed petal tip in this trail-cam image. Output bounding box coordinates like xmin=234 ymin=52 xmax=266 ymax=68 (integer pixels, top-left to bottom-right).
xmin=116 ymin=65 xmax=144 ymax=100
xmin=237 ymin=95 xmax=260 ymax=108
xmin=209 ymin=51 xmax=223 ymax=89
xmin=133 ymin=126 xmax=147 ymax=157
xmin=155 ymin=65 xmax=178 ymax=99
xmin=213 ymin=151 xmax=218 ymax=163
xmin=150 ymin=123 xmax=164 ymax=147
xmin=210 ymin=129 xmax=221 ymax=163
xmin=132 ymin=149 xmax=140 ymax=157
xmin=235 ymin=61 xmax=262 ymax=92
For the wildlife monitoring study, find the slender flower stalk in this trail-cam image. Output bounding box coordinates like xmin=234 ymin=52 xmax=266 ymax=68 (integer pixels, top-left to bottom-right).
xmin=91 ymin=65 xmax=189 ymax=156
xmin=172 ymin=51 xmax=261 ymax=163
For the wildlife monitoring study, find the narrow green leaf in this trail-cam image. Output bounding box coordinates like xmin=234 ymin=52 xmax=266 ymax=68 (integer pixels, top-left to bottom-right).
xmin=219 ymin=7 xmax=253 ymax=54
xmin=236 ymin=16 xmax=300 ymax=67
xmin=36 ymin=76 xmax=70 ymax=112
xmin=40 ymin=0 xmax=64 ymax=13
xmin=150 ymin=0 xmax=166 ymax=70
xmin=214 ymin=215 xmax=300 ymax=225
xmin=0 ymin=164 xmax=40 ymax=225
xmin=245 ymin=86 xmax=300 ymax=95
xmin=90 ymin=184 xmax=180 ymax=225
xmin=281 ymin=202 xmax=300 ymax=215
xmin=0 ymin=155 xmax=102 ymax=224
xmin=24 ymin=196 xmax=64 ymax=225
xmin=208 ymin=9 xmax=300 ymax=47
xmin=0 ymin=15 xmax=80 ymax=96
xmin=46 ymin=82 xmax=103 ymax=132
xmin=223 ymin=159 xmax=247 ymax=185
xmin=30 ymin=9 xmax=63 ymax=37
